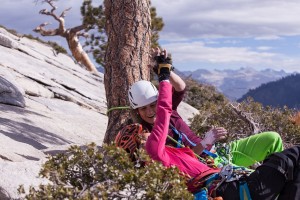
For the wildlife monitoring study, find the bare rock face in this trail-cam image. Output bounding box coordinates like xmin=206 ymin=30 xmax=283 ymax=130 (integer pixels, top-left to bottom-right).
xmin=0 ymin=32 xmax=19 ymax=49
xmin=0 ymin=27 xmax=198 ymax=199
xmin=0 ymin=27 xmax=108 ymax=199
xmin=0 ymin=76 xmax=25 ymax=108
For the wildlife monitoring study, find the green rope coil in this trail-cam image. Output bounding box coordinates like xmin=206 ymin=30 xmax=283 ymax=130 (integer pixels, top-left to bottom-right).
xmin=106 ymin=106 xmax=131 ymax=115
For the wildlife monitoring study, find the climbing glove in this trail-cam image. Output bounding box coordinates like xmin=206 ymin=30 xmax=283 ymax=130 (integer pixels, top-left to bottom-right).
xmin=154 ymin=54 xmax=173 ymax=82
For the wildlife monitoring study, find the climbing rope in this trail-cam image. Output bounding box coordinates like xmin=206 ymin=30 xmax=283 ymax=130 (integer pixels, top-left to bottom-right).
xmin=106 ymin=106 xmax=131 ymax=115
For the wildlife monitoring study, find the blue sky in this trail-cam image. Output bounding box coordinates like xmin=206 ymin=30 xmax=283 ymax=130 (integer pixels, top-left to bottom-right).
xmin=1 ymin=0 xmax=300 ymax=73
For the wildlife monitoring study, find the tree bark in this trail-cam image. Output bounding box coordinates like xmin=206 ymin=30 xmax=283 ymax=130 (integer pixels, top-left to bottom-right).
xmin=103 ymin=0 xmax=151 ymax=143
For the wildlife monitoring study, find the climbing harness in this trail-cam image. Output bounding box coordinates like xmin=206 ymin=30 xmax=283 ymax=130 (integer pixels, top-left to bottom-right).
xmin=190 ymin=164 xmax=253 ymax=200
xmin=169 ymin=125 xmax=254 ymax=200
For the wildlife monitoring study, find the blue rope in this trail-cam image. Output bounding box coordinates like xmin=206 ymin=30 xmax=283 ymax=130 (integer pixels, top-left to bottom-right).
xmin=239 ymin=182 xmax=252 ymax=200
xmin=169 ymin=125 xmax=197 ymax=147
xmin=203 ymin=149 xmax=218 ymax=158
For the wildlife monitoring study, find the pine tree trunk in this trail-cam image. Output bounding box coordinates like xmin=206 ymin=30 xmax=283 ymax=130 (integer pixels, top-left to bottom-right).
xmin=103 ymin=0 xmax=151 ymax=143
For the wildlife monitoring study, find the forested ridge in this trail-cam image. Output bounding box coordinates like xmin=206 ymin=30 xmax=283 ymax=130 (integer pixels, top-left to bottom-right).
xmin=238 ymin=73 xmax=300 ymax=109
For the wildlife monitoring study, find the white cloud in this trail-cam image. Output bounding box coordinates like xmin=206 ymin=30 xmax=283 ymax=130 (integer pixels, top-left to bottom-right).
xmin=256 ymin=46 xmax=273 ymax=51
xmin=164 ymin=41 xmax=275 ymax=63
xmin=150 ymin=0 xmax=300 ymax=72
xmin=152 ymin=0 xmax=300 ymax=39
xmin=160 ymin=41 xmax=300 ymax=72
xmin=1 ymin=0 xmax=300 ymax=73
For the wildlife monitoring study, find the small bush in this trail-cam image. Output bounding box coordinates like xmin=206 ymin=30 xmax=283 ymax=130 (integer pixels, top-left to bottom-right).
xmin=20 ymin=143 xmax=193 ymax=200
xmin=182 ymin=78 xmax=300 ymax=147
xmin=47 ymin=41 xmax=68 ymax=54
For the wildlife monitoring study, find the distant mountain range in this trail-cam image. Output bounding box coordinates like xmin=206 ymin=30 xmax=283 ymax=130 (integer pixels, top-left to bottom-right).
xmin=238 ymin=73 xmax=300 ymax=109
xmin=179 ymin=67 xmax=292 ymax=100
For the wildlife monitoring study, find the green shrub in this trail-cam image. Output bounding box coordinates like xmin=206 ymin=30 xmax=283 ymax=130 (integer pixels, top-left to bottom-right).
xmin=20 ymin=143 xmax=193 ymax=200
xmin=189 ymin=97 xmax=300 ymax=147
xmin=184 ymin=78 xmax=227 ymax=110
xmin=47 ymin=41 xmax=68 ymax=54
xmin=182 ymin=78 xmax=300 ymax=147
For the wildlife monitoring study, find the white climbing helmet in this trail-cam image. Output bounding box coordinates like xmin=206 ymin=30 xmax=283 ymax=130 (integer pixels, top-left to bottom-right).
xmin=128 ymin=80 xmax=158 ymax=109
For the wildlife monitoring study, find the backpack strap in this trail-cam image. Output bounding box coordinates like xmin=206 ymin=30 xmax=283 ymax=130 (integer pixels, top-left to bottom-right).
xmin=262 ymin=152 xmax=294 ymax=181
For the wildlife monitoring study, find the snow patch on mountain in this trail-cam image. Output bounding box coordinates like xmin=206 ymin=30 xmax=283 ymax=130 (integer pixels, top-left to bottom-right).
xmin=181 ymin=67 xmax=291 ymax=100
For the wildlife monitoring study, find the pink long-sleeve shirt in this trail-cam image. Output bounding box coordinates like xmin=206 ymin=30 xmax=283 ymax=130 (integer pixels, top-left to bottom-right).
xmin=145 ymin=81 xmax=219 ymax=178
xmin=141 ymin=88 xmax=201 ymax=147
